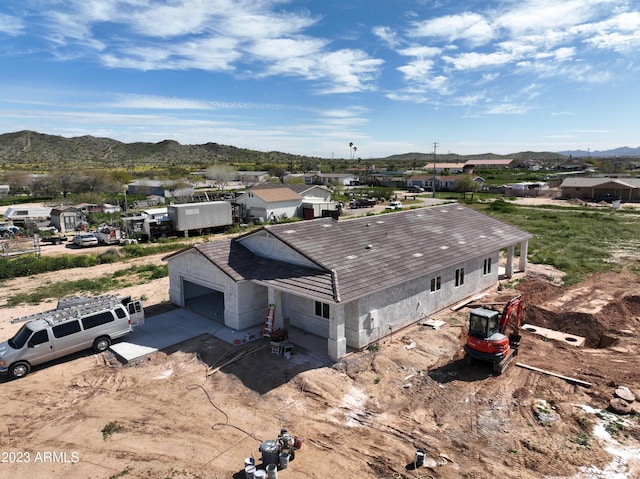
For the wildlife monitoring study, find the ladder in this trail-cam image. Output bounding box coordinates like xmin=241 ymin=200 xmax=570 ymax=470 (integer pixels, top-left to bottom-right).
xmin=262 ymin=304 xmax=276 ymax=338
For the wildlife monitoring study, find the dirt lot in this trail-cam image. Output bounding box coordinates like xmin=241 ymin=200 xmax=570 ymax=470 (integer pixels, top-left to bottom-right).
xmin=1 ymin=200 xmax=640 ymax=479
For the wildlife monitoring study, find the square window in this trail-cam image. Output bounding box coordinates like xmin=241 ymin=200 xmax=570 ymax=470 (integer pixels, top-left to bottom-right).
xmin=315 ymin=301 xmax=330 ymax=319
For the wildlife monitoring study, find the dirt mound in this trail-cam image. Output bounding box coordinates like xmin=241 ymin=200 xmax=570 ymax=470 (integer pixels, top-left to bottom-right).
xmin=516 ymin=278 xmax=561 ymax=304
xmin=526 ymin=306 xmax=604 ymax=347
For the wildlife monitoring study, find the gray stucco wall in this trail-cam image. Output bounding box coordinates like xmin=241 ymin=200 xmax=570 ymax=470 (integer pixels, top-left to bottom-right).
xmin=167 ymin=249 xmax=263 ymax=330
xmin=343 ymin=252 xmax=499 ymax=349
xmin=285 ymin=293 xmax=330 ymax=337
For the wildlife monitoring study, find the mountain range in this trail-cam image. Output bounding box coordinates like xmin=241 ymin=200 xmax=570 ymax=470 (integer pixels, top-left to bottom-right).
xmin=557 ymin=146 xmax=640 ymax=158
xmin=1 ymin=130 xmax=637 ymax=171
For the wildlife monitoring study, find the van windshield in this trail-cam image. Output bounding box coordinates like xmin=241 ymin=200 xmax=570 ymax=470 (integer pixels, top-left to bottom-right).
xmin=8 ymin=324 xmax=35 ymax=349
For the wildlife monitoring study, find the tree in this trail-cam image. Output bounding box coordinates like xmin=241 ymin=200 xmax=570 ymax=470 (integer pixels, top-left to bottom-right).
xmin=206 ymin=164 xmax=237 ymax=191
xmin=454 ymin=174 xmax=480 ymax=197
xmin=349 ymin=142 xmax=357 ymax=160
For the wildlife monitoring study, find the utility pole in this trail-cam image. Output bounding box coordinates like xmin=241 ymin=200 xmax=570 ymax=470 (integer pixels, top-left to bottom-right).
xmin=432 ymin=142 xmax=439 ymax=198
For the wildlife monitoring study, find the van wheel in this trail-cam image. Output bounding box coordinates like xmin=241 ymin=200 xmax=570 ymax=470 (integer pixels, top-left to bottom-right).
xmin=93 ymin=337 xmax=111 ymax=353
xmin=9 ymin=361 xmax=31 ymax=379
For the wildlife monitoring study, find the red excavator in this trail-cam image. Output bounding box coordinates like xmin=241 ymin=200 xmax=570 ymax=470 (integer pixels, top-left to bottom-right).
xmin=463 ymin=293 xmax=525 ymax=374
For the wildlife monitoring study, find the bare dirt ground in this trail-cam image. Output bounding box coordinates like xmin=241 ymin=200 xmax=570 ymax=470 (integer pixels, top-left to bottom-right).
xmin=1 ymin=199 xmax=640 ymax=479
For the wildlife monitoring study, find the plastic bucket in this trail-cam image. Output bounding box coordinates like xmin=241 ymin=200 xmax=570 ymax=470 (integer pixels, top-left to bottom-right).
xmin=254 ymin=469 xmax=266 ymax=479
xmin=245 ymin=457 xmax=255 ymax=467
xmin=415 ymin=448 xmax=425 ymax=468
xmin=279 ymin=452 xmax=289 ymax=469
xmin=266 ymin=463 xmax=278 ymax=479
xmin=244 ymin=465 xmax=256 ymax=479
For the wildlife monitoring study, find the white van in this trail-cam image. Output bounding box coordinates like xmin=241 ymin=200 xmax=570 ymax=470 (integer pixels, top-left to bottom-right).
xmin=0 ymin=295 xmax=144 ymax=379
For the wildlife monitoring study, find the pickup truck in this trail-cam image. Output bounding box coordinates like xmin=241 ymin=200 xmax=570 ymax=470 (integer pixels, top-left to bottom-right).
xmin=349 ymin=198 xmax=377 ymax=208
xmin=38 ymin=234 xmax=68 ymax=245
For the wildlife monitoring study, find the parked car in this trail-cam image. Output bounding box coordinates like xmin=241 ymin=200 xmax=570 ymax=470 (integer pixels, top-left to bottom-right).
xmin=40 ymin=234 xmax=68 ymax=245
xmin=386 ymin=201 xmax=403 ymax=210
xmin=73 ymin=233 xmax=99 ymax=248
xmin=0 ymin=225 xmax=21 ymax=237
xmin=407 ymin=186 xmax=424 ymax=193
xmin=349 ymin=198 xmax=377 ymax=208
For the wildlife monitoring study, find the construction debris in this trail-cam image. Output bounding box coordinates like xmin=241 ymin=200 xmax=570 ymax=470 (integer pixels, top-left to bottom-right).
xmin=515 ymin=362 xmax=592 ymax=388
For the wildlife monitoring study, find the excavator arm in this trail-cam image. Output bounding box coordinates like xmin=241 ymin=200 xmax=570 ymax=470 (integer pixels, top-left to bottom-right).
xmin=498 ymin=293 xmax=525 ymax=335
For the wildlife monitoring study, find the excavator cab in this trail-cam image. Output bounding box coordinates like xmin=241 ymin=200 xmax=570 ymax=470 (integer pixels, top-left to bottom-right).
xmin=468 ymin=308 xmax=500 ymax=340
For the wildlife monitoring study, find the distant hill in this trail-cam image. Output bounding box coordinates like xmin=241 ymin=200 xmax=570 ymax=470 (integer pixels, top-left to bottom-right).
xmin=380 ymin=150 xmax=565 ymax=164
xmin=0 ymin=130 xmax=314 ymax=170
xmin=558 ymin=146 xmax=640 ymax=158
xmin=0 ymin=130 xmax=573 ymax=171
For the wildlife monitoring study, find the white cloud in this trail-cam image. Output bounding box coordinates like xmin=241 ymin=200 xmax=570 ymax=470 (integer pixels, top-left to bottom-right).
xmin=485 ymin=103 xmax=530 ymax=115
xmin=581 ymin=12 xmax=640 ymax=52
xmin=109 ymin=94 xmax=274 ymax=111
xmin=248 ymin=37 xmax=327 ymax=61
xmin=496 ymin=0 xmax=616 ymax=36
xmin=372 ymin=25 xmax=400 ymax=48
xmin=0 ymin=13 xmax=24 ymax=36
xmin=101 ymin=36 xmax=241 ymax=71
xmin=408 ymin=12 xmax=495 ymax=46
xmin=397 ymin=59 xmax=434 ymax=81
xmin=444 ymin=51 xmax=515 ymax=70
xmin=397 ymin=45 xmax=441 ymax=58
xmin=313 ymin=50 xmax=384 ymax=94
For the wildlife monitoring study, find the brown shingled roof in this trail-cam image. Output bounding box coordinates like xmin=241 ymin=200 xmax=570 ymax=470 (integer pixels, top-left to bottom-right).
xmin=250 ymin=186 xmax=301 ymax=202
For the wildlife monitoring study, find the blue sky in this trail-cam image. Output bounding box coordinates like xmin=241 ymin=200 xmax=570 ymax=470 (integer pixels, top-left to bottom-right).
xmin=1 ymin=1 xmax=639 ymax=158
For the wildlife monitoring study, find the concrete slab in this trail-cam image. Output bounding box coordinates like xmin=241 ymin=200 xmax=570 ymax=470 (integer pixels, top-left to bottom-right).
xmin=110 ymin=309 xmax=263 ymax=362
xmin=521 ymin=323 xmax=585 ymax=347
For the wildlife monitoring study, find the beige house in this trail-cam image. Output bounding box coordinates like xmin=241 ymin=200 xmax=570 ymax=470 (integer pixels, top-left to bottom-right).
xmin=560 ymin=177 xmax=640 ymax=202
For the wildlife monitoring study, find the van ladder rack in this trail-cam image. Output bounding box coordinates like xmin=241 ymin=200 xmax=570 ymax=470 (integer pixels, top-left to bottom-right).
xmin=10 ymin=294 xmax=124 ymax=324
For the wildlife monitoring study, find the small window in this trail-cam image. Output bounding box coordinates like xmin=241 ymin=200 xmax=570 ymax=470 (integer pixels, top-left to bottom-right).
xmin=52 ymin=320 xmax=81 ymax=338
xmin=483 ymin=258 xmax=492 ymax=275
xmin=82 ymin=311 xmax=115 ymax=330
xmin=455 ymin=268 xmax=465 ymax=287
xmin=315 ymin=301 xmax=330 ymax=319
xmin=430 ymin=276 xmax=441 ymax=292
xmin=28 ymin=330 xmax=49 ymax=346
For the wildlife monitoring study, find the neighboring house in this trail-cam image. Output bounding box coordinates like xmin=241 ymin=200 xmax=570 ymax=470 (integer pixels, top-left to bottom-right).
xmin=50 ymin=207 xmax=86 ymax=233
xmin=506 ymin=182 xmax=550 ymax=197
xmin=75 ymin=203 xmax=100 ymax=214
xmin=164 ymin=205 xmax=531 ymax=360
xmin=236 ymin=171 xmax=270 ymax=185
xmin=464 ymin=159 xmax=514 ymax=169
xmin=559 ymin=177 xmax=640 ymax=202
xmin=234 ymin=185 xmax=302 ymax=222
xmin=127 ymin=180 xmax=194 ymax=199
xmin=287 ymin=184 xmax=340 ymax=219
xmin=407 ymin=175 xmax=433 ymax=189
xmin=101 ymin=203 xmax=122 ymax=214
xmin=303 ymin=172 xmax=359 ymax=186
xmin=421 ymin=163 xmax=467 ymax=174
xmin=408 ymin=175 xmax=484 ymax=192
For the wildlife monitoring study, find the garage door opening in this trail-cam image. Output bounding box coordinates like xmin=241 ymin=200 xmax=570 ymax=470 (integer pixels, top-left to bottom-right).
xmin=183 ymin=279 xmax=225 ymax=323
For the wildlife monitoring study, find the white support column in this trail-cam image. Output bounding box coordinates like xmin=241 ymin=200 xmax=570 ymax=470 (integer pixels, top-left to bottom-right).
xmin=518 ymin=240 xmax=528 ymax=272
xmin=328 ymin=305 xmax=346 ymax=360
xmin=267 ymin=288 xmax=284 ymax=329
xmin=505 ymin=244 xmax=515 ymax=278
